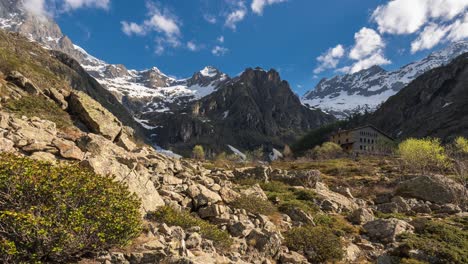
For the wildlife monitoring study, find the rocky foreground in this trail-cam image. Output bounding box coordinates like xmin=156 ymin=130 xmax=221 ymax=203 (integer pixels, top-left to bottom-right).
xmin=0 ymin=70 xmax=467 ymax=264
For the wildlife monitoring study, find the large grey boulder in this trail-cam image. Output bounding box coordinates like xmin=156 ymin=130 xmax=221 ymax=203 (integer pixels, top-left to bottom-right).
xmin=79 ymin=134 xmax=164 ymax=213
xmin=246 ymin=229 xmax=283 ymax=257
xmin=69 ymin=91 xmax=122 ymax=141
xmin=396 ymin=175 xmax=465 ymax=204
xmin=364 ymin=218 xmax=414 ymax=244
xmin=186 ymin=183 xmax=222 ymax=208
xmin=315 ymin=182 xmax=358 ymax=213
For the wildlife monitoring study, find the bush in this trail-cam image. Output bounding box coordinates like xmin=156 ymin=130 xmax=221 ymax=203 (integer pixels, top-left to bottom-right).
xmin=309 ymin=142 xmax=343 ymax=160
xmin=398 ymin=219 xmax=468 ymax=264
xmin=0 ymin=154 xmax=142 ymax=263
xmin=148 ymin=206 xmax=232 ymax=250
xmin=231 ymin=195 xmax=278 ymax=216
xmin=398 ymin=138 xmax=449 ymax=174
xmin=454 ymin=137 xmax=468 ymax=154
xmin=292 ymin=121 xmax=350 ymax=155
xmin=284 ymin=226 xmax=344 ymax=263
xmin=192 ymin=145 xmax=205 ymax=160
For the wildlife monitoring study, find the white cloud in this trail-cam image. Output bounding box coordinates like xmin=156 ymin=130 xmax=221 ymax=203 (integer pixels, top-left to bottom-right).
xmin=251 ymin=0 xmax=287 ymax=15
xmin=121 ymin=3 xmax=181 ymax=55
xmin=225 ymin=2 xmax=247 ymax=30
xmin=411 ymin=23 xmax=450 ymax=53
xmin=23 ymin=0 xmax=47 ymax=17
xmin=144 ymin=11 xmax=180 ymax=37
xmin=187 ymin=41 xmax=202 ymax=51
xmin=217 ymin=36 xmax=225 ymax=43
xmin=349 ymin=28 xmax=385 ymax=60
xmin=212 ymin=46 xmax=229 ymax=56
xmin=372 ymin=0 xmax=468 ymax=35
xmin=348 ymin=52 xmax=391 ymax=74
xmin=313 ymin=44 xmax=345 ymax=74
xmin=62 ymin=0 xmax=110 ymax=10
xmin=22 ymin=0 xmax=110 ymax=17
xmin=121 ymin=21 xmax=145 ymax=36
xmin=203 ymin=14 xmax=217 ymax=24
xmin=447 ymin=14 xmax=468 ymax=41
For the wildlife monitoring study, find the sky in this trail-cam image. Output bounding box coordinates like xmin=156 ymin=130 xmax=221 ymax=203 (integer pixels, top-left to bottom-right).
xmin=27 ymin=0 xmax=468 ymax=95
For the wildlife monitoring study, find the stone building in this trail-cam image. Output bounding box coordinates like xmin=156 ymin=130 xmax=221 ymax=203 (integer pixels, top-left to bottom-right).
xmin=330 ymin=125 xmax=394 ymax=154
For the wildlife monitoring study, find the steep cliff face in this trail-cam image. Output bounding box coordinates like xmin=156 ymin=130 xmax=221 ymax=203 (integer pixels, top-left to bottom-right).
xmin=147 ymin=68 xmax=335 ymax=154
xmin=365 ymin=52 xmax=468 ymax=140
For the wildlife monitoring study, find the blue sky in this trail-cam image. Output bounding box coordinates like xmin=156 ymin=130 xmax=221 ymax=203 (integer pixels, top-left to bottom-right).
xmin=45 ymin=0 xmax=468 ymax=95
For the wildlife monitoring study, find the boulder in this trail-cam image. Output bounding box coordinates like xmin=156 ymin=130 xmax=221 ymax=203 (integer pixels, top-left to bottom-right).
xmin=186 ymin=184 xmax=222 ymax=208
xmin=219 ymin=186 xmax=241 ymax=203
xmin=246 ymin=229 xmax=282 ymax=257
xmin=116 ymin=126 xmax=138 ymax=152
xmin=0 ymin=137 xmax=15 ymax=152
xmin=79 ymin=134 xmax=164 ymax=213
xmin=282 ymin=207 xmax=315 ymax=226
xmin=241 ymin=184 xmax=268 ymax=201
xmin=234 ymin=166 xmax=271 ymax=182
xmin=348 ymin=208 xmax=374 ymax=225
xmin=396 ymin=175 xmax=465 ymax=204
xmin=185 ymin=232 xmax=202 ymax=249
xmin=279 ymin=251 xmax=309 ymax=264
xmin=69 ymin=91 xmax=122 ymax=141
xmin=229 ymin=220 xmax=255 ymax=237
xmin=363 ymin=218 xmax=414 ymax=244
xmin=45 ymin=88 xmax=68 ymax=110
xmin=315 ymin=182 xmax=358 ymax=213
xmin=6 ymin=71 xmax=42 ymax=95
xmin=197 ymin=204 xmax=228 ymax=218
xmin=52 ymin=138 xmax=84 ymax=160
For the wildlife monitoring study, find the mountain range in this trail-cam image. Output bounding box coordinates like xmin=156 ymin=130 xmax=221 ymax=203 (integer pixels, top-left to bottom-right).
xmin=302 ymin=41 xmax=468 ymax=119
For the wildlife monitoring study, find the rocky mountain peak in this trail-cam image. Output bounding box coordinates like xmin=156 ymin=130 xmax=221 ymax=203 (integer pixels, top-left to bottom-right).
xmin=239 ymin=67 xmax=282 ymax=86
xmin=186 ymin=66 xmax=229 ymax=87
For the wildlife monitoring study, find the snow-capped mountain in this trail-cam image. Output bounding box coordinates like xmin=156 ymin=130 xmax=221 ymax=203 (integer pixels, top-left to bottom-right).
xmin=85 ymin=64 xmax=229 ymax=119
xmin=302 ymin=41 xmax=468 ymax=119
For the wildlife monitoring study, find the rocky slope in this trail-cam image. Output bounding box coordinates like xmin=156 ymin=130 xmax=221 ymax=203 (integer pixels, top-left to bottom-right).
xmin=302 ymin=41 xmax=468 ymax=119
xmin=145 ymin=68 xmax=335 ymax=155
xmin=364 ymin=52 xmax=468 ymax=140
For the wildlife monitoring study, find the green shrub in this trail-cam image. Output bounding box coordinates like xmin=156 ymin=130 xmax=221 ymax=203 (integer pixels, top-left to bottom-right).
xmin=6 ymin=96 xmax=73 ymax=129
xmin=284 ymin=226 xmax=344 ymax=263
xmin=192 ymin=145 xmax=205 ymax=160
xmin=260 ymin=181 xmax=319 ymax=215
xmin=454 ymin=137 xmax=468 ymax=154
xmin=314 ymin=214 xmax=358 ymax=236
xmin=0 ymin=154 xmax=142 ymax=263
xmin=398 ymin=138 xmax=449 ymax=174
xmin=231 ymin=195 xmax=278 ymax=216
xmin=309 ymin=142 xmax=344 ymax=160
xmin=292 ymin=120 xmax=350 ymax=155
xmin=399 ymin=220 xmax=468 ymax=264
xmin=148 ymin=206 xmax=232 ymax=249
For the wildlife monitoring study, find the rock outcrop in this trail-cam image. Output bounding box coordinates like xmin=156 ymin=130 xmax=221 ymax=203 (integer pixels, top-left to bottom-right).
xmin=69 ymin=91 xmax=123 ymax=141
xmin=396 ymin=175 xmax=465 ymax=204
